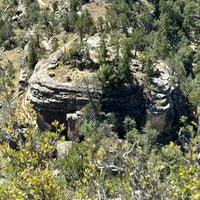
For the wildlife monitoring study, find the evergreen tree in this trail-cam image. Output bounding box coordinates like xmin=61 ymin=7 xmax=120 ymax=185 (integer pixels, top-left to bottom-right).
xmin=97 ymin=63 xmax=114 ymax=88
xmin=166 ymin=53 xmax=186 ymax=85
xmin=75 ymin=10 xmax=94 ymax=42
xmin=182 ymin=1 xmax=198 ymax=40
xmin=194 ymin=49 xmax=200 ymax=75
xmin=75 ymin=16 xmax=85 ymax=42
xmin=0 ymin=20 xmax=14 ymax=49
xmin=69 ymin=0 xmax=83 ymax=11
xmin=139 ymin=6 xmax=154 ymax=34
xmin=131 ymin=28 xmax=146 ymax=57
xmin=142 ymin=53 xmax=154 ymax=84
xmin=28 ymin=39 xmax=38 ymax=70
xmin=177 ymin=45 xmax=193 ymax=76
xmin=98 ymin=35 xmax=108 ymax=66
xmin=118 ymin=39 xmax=132 ymax=84
xmin=188 ymin=75 xmax=200 ymax=112
xmin=151 ymin=31 xmax=170 ymax=59
xmin=110 ymin=31 xmax=120 ymax=68
xmin=97 ymin=16 xmax=104 ymax=33
xmin=106 ymin=0 xmax=135 ymax=34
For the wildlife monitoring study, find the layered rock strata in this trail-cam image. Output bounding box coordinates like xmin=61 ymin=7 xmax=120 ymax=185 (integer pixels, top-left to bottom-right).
xmin=26 ymin=50 xmax=101 ymax=123
xmin=146 ymin=61 xmax=183 ymax=132
xmin=26 ymin=40 xmax=186 ymax=135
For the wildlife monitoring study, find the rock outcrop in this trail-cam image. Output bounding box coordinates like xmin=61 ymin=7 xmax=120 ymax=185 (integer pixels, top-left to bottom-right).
xmin=11 ymin=2 xmax=26 ymax=22
xmin=26 ymin=48 xmax=101 ymax=124
xmin=66 ymin=111 xmax=82 ymax=141
xmin=26 ymin=34 xmax=141 ymax=125
xmin=26 ymin=35 xmax=187 ymax=137
xmin=56 ymin=141 xmax=72 ymax=159
xmin=146 ymin=61 xmax=187 ymax=133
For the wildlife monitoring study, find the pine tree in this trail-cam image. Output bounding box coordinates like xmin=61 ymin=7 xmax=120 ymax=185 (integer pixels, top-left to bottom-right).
xmin=97 ymin=16 xmax=104 ymax=33
xmin=131 ymin=28 xmax=146 ymax=57
xmin=142 ymin=53 xmax=154 ymax=84
xmin=75 ymin=16 xmax=85 ymax=42
xmin=28 ymin=39 xmax=37 ymax=70
xmin=118 ymin=39 xmax=132 ymax=84
xmin=98 ymin=35 xmax=108 ymax=66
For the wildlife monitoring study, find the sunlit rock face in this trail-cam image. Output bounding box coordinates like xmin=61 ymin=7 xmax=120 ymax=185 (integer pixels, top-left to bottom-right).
xmin=26 ymin=47 xmax=101 ymax=124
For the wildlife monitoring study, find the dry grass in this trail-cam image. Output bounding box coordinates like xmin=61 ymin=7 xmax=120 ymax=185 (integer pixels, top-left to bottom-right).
xmin=51 ymin=64 xmax=95 ymax=83
xmin=0 ymin=47 xmax=23 ymax=97
xmin=0 ymin=48 xmax=23 ymax=69
xmin=84 ymin=1 xmax=108 ymax=20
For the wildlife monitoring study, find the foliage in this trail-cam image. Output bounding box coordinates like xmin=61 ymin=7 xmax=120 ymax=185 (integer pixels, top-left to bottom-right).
xmin=118 ymin=38 xmax=132 ymax=83
xmin=61 ymin=42 xmax=87 ymax=68
xmin=0 ymin=103 xmax=63 ymax=199
xmin=61 ymin=11 xmax=79 ymax=32
xmin=66 ymin=42 xmax=83 ymax=61
xmin=141 ymin=52 xmax=154 ymax=85
xmin=75 ymin=9 xmax=95 ymax=41
xmin=97 ymin=35 xmax=108 ymax=66
xmin=56 ymin=118 xmax=200 ymax=199
xmin=39 ymin=9 xmax=60 ymax=37
xmin=27 ymin=39 xmax=38 ymax=70
xmin=188 ymin=76 xmax=200 ymax=111
xmin=97 ymin=63 xmax=118 ymax=88
xmin=0 ymin=0 xmax=200 ymax=199
xmin=0 ymin=58 xmax=16 ymax=119
xmin=0 ymin=105 xmax=199 ymax=199
xmin=21 ymin=0 xmax=40 ymax=27
xmin=106 ymin=0 xmax=135 ymax=34
xmin=97 ymin=37 xmax=133 ymax=88
xmin=69 ymin=0 xmax=83 ymax=11
xmin=131 ymin=28 xmax=147 ymax=57
xmin=0 ymin=19 xmax=15 ymax=49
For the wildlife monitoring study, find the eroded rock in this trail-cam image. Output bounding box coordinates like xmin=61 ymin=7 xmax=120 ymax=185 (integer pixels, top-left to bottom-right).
xmin=56 ymin=141 xmax=72 ymax=158
xmin=26 ymin=49 xmax=101 ymax=127
xmin=26 ymin=49 xmax=187 ymax=137
xmin=66 ymin=111 xmax=83 ymax=141
xmin=146 ymin=60 xmax=185 ymax=133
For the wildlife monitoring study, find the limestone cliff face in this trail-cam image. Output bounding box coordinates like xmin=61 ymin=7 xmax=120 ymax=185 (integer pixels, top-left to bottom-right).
xmin=145 ymin=61 xmax=188 ymax=133
xmin=26 ymin=36 xmax=146 ymax=127
xmin=26 ymin=50 xmax=101 ymax=123
xmin=27 ymin=69 xmax=92 ymax=112
xmin=26 ymin=62 xmax=145 ymax=126
xmin=26 ymin=46 xmax=187 ymax=134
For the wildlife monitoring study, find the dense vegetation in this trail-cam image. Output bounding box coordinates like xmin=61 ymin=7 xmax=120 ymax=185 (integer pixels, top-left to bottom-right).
xmin=0 ymin=103 xmax=199 ymax=199
xmin=0 ymin=0 xmax=199 ymax=199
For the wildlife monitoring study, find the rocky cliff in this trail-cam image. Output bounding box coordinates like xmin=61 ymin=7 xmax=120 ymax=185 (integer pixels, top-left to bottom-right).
xmin=146 ymin=61 xmax=190 ymax=132
xmin=146 ymin=61 xmax=176 ymax=132
xmin=25 ymin=35 xmax=145 ymax=129
xmin=26 ymin=45 xmax=187 ymax=136
xmin=26 ymin=47 xmax=102 ymax=123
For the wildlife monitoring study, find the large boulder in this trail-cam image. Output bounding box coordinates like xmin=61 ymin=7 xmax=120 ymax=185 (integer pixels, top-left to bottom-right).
xmin=56 ymin=141 xmax=72 ymax=159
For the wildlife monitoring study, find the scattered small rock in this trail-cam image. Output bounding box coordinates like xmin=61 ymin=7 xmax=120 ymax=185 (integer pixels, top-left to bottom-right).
xmin=48 ymin=71 xmax=55 ymax=77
